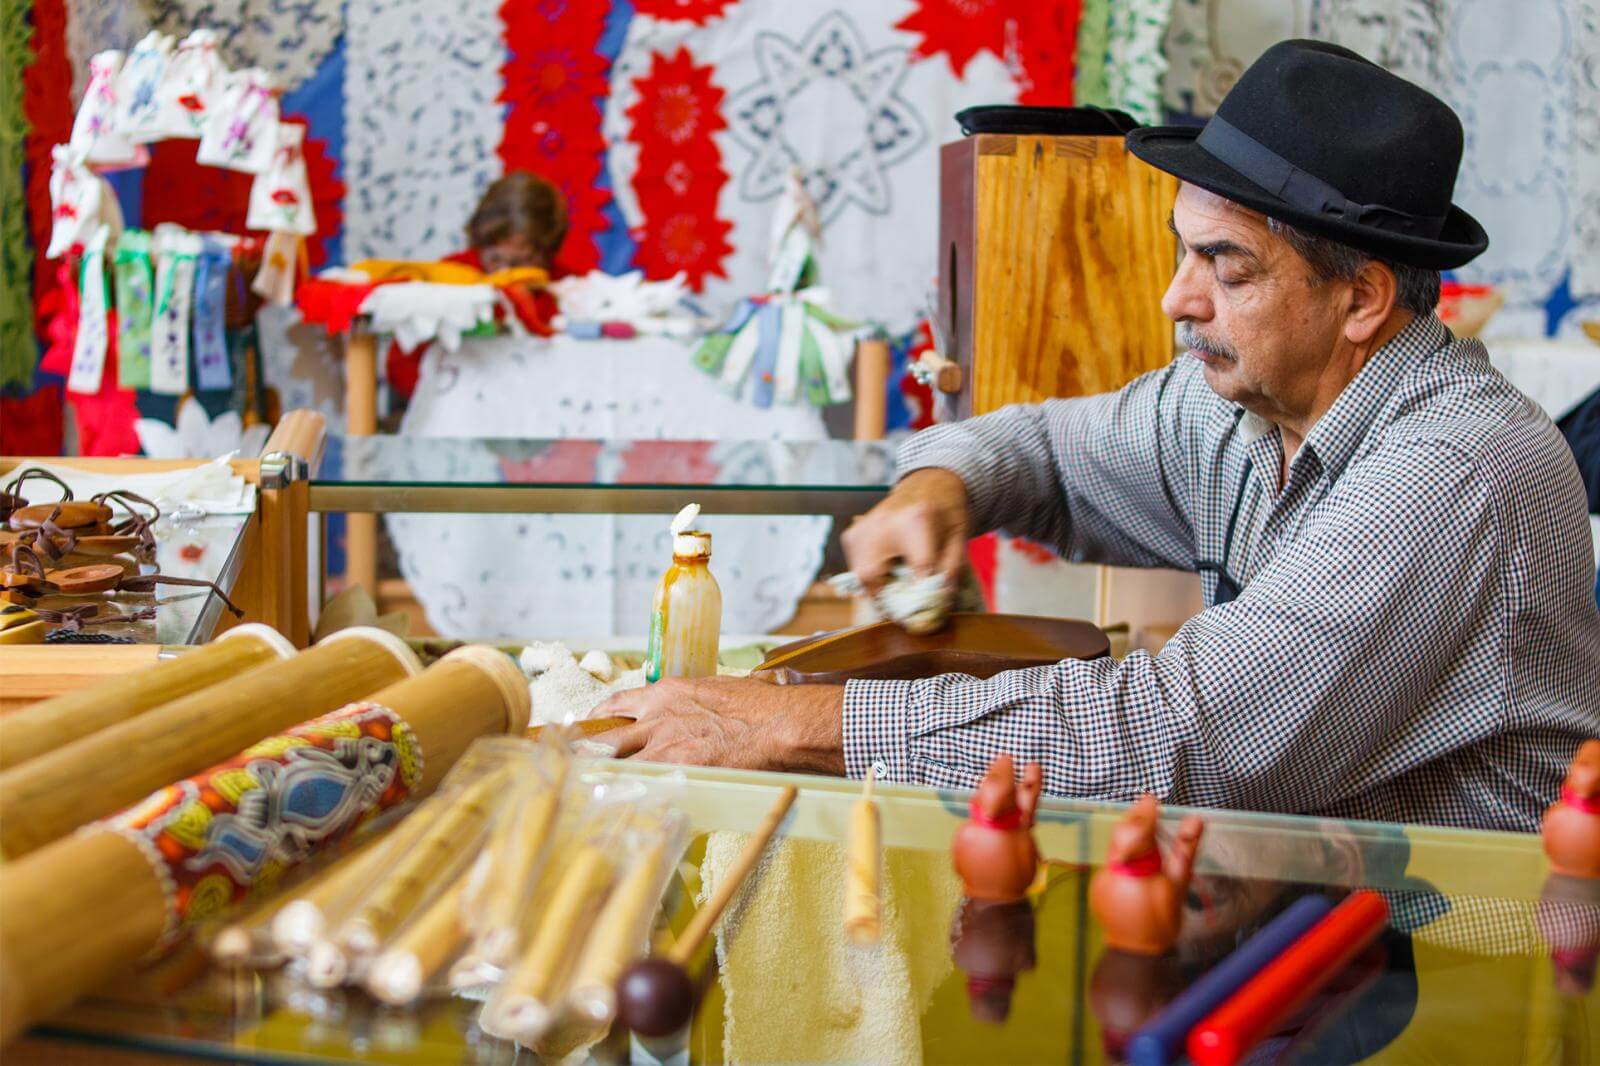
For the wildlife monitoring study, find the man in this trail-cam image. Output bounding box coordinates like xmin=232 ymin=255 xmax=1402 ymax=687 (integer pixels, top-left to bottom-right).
xmin=598 ymin=41 xmax=1600 ymax=831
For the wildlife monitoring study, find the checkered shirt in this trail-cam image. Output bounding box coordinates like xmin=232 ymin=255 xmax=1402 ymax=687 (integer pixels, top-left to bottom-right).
xmin=843 ymin=315 xmax=1600 ymax=831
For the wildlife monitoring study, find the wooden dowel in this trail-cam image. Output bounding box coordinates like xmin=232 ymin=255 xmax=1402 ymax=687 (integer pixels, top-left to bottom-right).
xmin=343 ymin=330 xmax=379 ymax=599
xmin=0 ymin=625 xmax=294 ymax=770
xmin=366 ymin=874 xmax=471 ymax=1006
xmin=844 ymin=767 xmax=881 ymax=945
xmin=852 ymin=338 xmax=890 ymax=441
xmin=668 ymin=786 xmax=797 ymax=967
xmin=0 ymin=646 xmax=529 ymax=1047
xmin=0 ymin=628 xmax=421 ymax=858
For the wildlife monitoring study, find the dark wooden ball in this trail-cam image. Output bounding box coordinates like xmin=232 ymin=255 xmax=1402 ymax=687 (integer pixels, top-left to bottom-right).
xmin=616 ymin=958 xmax=694 ymax=1037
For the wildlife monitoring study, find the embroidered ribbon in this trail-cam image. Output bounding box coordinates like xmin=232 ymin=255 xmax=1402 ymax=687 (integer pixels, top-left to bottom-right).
xmin=0 ymin=0 xmax=33 ymax=390
xmin=149 ymin=229 xmax=198 ymax=394
xmin=191 ymin=238 xmax=232 ymax=390
xmin=114 ymin=229 xmax=154 ymax=389
xmin=67 ymin=225 xmax=111 ymax=395
xmin=100 ymin=699 xmax=423 ymax=947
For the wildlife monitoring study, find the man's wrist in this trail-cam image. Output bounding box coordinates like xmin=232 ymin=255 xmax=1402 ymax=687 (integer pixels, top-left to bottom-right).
xmin=773 ymin=684 xmax=846 ymax=775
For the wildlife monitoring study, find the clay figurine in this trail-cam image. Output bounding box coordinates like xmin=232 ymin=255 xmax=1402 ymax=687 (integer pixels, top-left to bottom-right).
xmin=1088 ymin=795 xmax=1204 ymax=956
xmin=950 ymin=896 xmax=1037 ymax=1023
xmin=952 ymin=754 xmax=1043 ymax=902
xmin=1543 ymin=739 xmax=1600 ymax=879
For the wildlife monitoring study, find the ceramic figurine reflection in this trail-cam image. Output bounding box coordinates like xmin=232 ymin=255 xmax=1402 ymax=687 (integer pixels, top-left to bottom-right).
xmin=950 ymin=896 xmax=1037 ymax=1023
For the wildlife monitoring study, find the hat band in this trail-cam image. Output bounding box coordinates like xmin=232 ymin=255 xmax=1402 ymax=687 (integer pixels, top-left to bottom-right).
xmin=1197 ymin=115 xmax=1448 ymax=240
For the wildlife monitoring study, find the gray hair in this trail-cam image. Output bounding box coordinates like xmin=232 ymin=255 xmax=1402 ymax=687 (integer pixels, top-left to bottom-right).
xmin=1265 ymin=217 xmax=1441 ymax=316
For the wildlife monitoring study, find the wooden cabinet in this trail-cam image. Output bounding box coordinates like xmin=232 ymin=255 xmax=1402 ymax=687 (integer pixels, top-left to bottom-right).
xmin=937 ymin=134 xmax=1179 ymax=417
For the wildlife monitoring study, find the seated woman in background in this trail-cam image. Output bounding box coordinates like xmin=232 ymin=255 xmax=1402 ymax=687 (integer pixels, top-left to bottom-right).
xmin=388 ymin=171 xmax=569 ymax=402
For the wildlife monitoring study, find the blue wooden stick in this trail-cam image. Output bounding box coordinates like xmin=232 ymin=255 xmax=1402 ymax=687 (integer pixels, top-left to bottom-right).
xmin=1126 ymin=893 xmax=1334 ymax=1065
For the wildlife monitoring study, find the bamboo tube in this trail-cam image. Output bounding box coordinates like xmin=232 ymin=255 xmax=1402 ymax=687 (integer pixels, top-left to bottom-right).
xmin=337 ymin=766 xmax=511 ymax=957
xmin=0 ymin=627 xmax=421 ymax=858
xmin=844 ymin=767 xmax=881 ymax=945
xmin=568 ymin=841 xmax=667 ymax=1023
xmin=0 ymin=646 xmax=531 ymax=1048
xmin=489 ymin=845 xmax=616 ymax=1044
xmin=472 ymin=776 xmax=565 ymax=965
xmin=366 ymin=874 xmax=471 ymax=1006
xmin=670 ymin=786 xmax=798 ymax=967
xmin=0 ymin=624 xmax=295 ymax=770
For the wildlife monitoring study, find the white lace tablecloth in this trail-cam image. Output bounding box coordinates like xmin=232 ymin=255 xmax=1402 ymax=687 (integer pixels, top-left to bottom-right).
xmin=389 ymin=333 xmax=834 ymax=639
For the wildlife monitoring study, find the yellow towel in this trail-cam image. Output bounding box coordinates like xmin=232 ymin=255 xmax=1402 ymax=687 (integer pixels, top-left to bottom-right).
xmin=700 ymin=834 xmax=961 ymax=1064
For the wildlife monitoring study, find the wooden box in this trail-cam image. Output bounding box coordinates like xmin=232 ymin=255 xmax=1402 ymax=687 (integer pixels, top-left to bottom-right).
xmin=937 ymin=134 xmax=1179 ymax=416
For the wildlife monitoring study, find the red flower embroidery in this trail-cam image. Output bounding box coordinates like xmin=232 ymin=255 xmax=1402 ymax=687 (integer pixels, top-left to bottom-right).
xmin=896 ymin=0 xmax=1079 ymax=103
xmin=628 ymin=48 xmax=732 ymax=291
xmin=270 ymin=188 xmax=299 ymax=205
xmin=631 ymin=0 xmax=736 ymax=26
xmin=617 ymin=441 xmax=719 ymax=484
xmin=499 ymin=0 xmax=614 ymax=273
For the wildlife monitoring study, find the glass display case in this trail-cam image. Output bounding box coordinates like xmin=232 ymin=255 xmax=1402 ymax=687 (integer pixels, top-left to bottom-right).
xmin=22 ymin=763 xmax=1600 ymax=1065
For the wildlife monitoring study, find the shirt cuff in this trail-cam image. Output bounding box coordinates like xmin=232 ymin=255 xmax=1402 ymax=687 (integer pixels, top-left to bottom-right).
xmin=894 ymin=428 xmax=1005 ymax=535
xmin=842 ymin=678 xmax=915 ymax=784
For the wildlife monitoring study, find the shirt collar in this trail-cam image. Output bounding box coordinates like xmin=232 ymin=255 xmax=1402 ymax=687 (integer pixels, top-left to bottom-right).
xmin=1297 ymin=313 xmax=1450 ymax=484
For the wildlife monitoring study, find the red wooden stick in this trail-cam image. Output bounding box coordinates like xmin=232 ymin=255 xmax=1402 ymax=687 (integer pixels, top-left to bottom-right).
xmin=1187 ymin=890 xmax=1390 ymax=1066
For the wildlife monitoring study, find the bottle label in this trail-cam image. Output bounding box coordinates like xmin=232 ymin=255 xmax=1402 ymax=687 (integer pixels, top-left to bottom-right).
xmin=645 ymin=609 xmax=664 ymax=683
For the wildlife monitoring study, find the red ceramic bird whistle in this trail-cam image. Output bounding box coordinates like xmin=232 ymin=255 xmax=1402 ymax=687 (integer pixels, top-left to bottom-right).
xmin=1543 ymin=739 xmax=1600 ymax=879
xmin=1089 ymin=795 xmax=1205 ymax=956
xmin=953 ymin=754 xmax=1044 ymax=902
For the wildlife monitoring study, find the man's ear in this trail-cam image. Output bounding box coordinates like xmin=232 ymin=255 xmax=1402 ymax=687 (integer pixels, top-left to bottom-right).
xmin=1344 ymin=260 xmax=1399 ymax=345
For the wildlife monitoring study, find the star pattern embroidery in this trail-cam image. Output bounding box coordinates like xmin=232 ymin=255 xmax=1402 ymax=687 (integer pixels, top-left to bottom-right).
xmin=726 ymin=11 xmax=926 ymax=223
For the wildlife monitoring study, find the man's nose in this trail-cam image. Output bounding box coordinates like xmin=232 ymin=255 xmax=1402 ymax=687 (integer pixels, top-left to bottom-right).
xmin=1161 ymin=253 xmax=1212 ymax=324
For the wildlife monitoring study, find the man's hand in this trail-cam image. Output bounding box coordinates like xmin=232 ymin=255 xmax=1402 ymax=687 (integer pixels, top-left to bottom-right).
xmin=841 ymin=467 xmax=970 ymax=594
xmin=591 ymin=677 xmax=846 ymax=775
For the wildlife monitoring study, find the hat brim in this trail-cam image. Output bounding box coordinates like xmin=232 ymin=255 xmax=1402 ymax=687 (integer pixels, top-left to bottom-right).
xmin=1126 ymin=125 xmax=1488 ymax=270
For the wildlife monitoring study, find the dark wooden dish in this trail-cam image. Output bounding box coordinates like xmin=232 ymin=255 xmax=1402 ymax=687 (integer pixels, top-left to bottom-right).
xmin=752 ymin=613 xmax=1110 ymax=685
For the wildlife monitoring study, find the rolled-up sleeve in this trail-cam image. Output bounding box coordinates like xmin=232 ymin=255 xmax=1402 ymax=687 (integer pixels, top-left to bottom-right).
xmin=894 ymin=358 xmax=1203 ymax=570
xmin=843 ymin=440 xmax=1505 ymax=813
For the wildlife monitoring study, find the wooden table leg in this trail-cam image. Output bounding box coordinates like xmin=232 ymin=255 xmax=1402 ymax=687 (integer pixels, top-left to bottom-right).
xmin=344 ymin=329 xmax=379 ymax=599
xmin=853 ymin=338 xmax=890 ymax=442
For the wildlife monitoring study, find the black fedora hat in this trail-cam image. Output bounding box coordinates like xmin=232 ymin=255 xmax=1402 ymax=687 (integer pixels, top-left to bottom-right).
xmin=1126 ymin=39 xmax=1487 ymax=270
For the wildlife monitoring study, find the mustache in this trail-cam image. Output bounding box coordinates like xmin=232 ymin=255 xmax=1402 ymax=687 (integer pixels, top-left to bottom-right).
xmin=1178 ymin=322 xmax=1237 ymax=362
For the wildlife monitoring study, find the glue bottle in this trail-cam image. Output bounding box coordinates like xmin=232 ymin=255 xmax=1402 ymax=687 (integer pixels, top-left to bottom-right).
xmin=645 ymin=504 xmax=722 ymax=682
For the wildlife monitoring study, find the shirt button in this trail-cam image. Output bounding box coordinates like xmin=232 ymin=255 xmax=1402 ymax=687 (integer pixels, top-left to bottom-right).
xmin=872 ymin=759 xmax=889 ymax=780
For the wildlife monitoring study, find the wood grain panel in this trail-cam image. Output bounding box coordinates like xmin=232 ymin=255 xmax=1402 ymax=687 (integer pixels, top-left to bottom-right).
xmin=955 ymin=134 xmax=1177 ymax=414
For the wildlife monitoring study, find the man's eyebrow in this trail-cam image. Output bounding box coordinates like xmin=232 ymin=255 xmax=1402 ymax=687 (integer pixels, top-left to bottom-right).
xmin=1167 ymin=214 xmax=1260 ymax=263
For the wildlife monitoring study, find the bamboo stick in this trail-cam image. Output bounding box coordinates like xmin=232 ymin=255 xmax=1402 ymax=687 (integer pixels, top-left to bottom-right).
xmin=0 ymin=625 xmax=295 ymax=771
xmin=567 ymin=841 xmax=668 ymax=1023
xmin=489 ymin=845 xmax=615 ymax=1044
xmin=0 ymin=627 xmax=420 ymax=858
xmin=0 ymin=646 xmax=531 ymax=1047
xmin=259 ymin=828 xmax=407 ymax=960
xmin=844 ymin=766 xmax=881 ymax=945
xmin=472 ymin=775 xmax=564 ymax=965
xmin=366 ymin=874 xmax=471 ymax=1006
xmin=337 ymin=766 xmax=511 ymax=957
xmin=670 ymin=786 xmax=797 ymax=967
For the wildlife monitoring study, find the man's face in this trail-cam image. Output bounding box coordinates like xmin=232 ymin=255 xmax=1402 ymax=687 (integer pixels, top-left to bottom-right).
xmin=1161 ymin=184 xmax=1348 ymax=422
